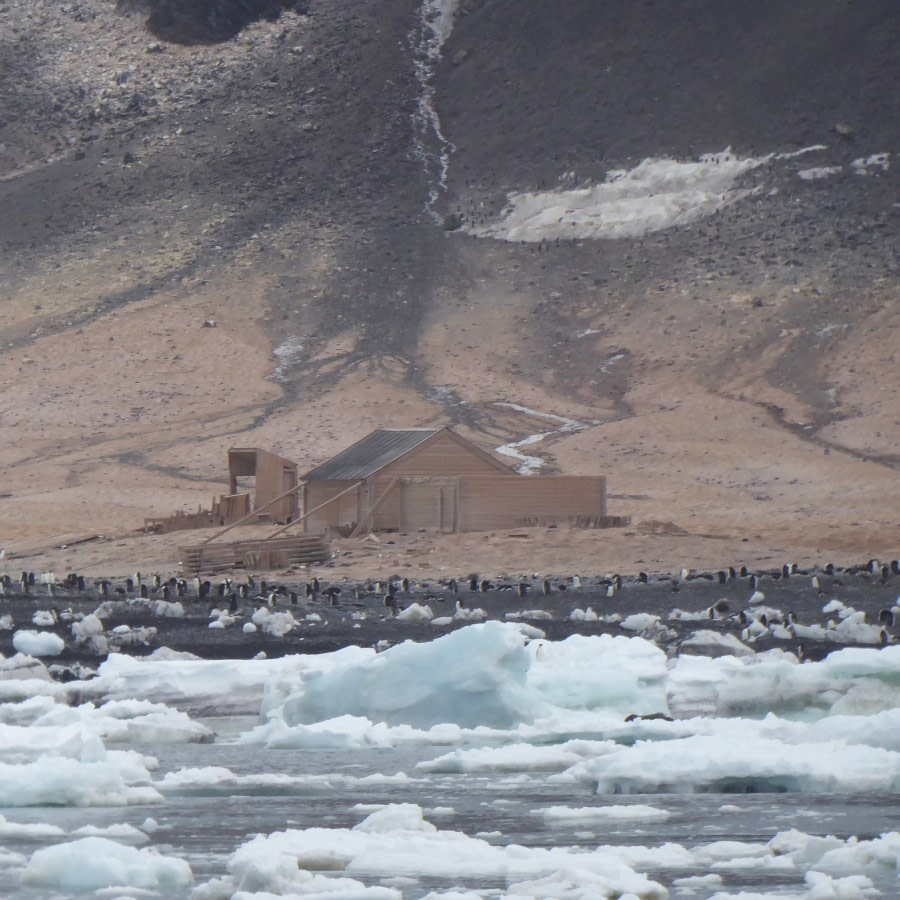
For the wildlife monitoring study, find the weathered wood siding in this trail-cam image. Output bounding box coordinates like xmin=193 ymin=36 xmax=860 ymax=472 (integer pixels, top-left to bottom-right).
xmin=304 ymin=480 xmax=361 ymax=531
xmin=365 ymin=474 xmax=606 ymax=533
xmin=457 ymin=476 xmax=607 ymax=531
xmin=254 ymin=449 xmax=298 ymax=523
xmin=363 ymin=432 xmax=505 ymax=529
xmin=378 ymin=430 xmax=510 ymax=479
xmin=386 ymin=477 xmax=458 ymax=532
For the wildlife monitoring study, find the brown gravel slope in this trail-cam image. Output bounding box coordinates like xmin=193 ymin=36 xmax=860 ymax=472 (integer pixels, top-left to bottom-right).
xmin=0 ymin=1 xmax=897 ymax=576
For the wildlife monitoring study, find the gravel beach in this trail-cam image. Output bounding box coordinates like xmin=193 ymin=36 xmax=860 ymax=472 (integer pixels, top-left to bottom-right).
xmin=3 ymin=562 xmax=897 ymax=676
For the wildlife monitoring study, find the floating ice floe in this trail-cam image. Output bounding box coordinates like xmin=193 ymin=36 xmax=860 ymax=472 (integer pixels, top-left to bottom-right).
xmin=262 ymin=621 xmax=534 ymax=732
xmin=418 ymin=739 xmax=618 ymax=774
xmin=157 ymin=764 xmax=334 ymax=796
xmin=242 ymin=625 xmax=671 ymax=748
xmin=190 ymin=803 xmax=667 ymax=899
xmin=554 ymin=732 xmax=900 ymax=794
xmin=21 ymin=836 xmax=192 ymax=892
xmin=17 ymin=697 xmax=213 ymax=744
xmin=542 ymin=804 xmax=671 ymax=823
xmin=0 ymin=746 xmax=162 ymax=807
xmin=81 ymin=650 xmax=350 ymax=716
xmin=189 ymin=818 xmax=900 ymax=900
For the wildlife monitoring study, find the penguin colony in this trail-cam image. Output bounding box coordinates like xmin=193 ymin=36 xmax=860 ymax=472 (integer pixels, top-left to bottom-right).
xmin=1 ymin=558 xmax=898 ymax=677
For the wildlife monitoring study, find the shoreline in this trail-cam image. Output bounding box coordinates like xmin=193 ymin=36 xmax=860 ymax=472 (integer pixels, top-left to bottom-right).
xmin=2 ymin=561 xmax=896 ymax=673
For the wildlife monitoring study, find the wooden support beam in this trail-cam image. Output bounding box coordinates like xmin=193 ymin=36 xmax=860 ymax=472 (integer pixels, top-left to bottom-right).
xmin=264 ymin=481 xmax=364 ymax=540
xmin=349 ymin=478 xmax=398 ymax=538
xmin=198 ymin=482 xmax=302 ymax=547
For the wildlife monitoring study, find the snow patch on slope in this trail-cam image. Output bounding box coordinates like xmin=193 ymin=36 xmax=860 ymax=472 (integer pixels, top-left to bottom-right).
xmin=469 ymin=145 xmax=865 ymax=242
xmin=494 ymin=402 xmax=597 ymax=473
xmin=471 ymin=149 xmax=765 ymax=242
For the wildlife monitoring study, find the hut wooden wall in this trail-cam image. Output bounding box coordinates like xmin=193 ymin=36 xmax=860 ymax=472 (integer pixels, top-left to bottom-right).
xmin=364 ymin=475 xmax=607 ymax=533
xmin=365 ymin=431 xmax=510 ymax=529
xmin=456 ymin=476 xmax=606 ymax=531
xmin=304 ymin=480 xmax=361 ymax=531
xmin=254 ymin=449 xmax=298 ymax=523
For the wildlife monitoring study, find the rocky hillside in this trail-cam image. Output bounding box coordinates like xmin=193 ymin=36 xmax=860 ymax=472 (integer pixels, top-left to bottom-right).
xmin=1 ymin=0 xmax=897 ymax=562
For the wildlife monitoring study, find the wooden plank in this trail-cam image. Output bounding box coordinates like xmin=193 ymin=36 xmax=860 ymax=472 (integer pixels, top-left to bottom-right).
xmin=181 ymin=534 xmax=330 ymax=574
xmin=349 ymin=478 xmax=398 ymax=538
xmin=264 ymin=481 xmax=363 ymax=540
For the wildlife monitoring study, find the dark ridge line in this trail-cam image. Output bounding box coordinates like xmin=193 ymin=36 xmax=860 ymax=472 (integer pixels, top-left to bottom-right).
xmin=718 ymin=391 xmax=900 ymax=471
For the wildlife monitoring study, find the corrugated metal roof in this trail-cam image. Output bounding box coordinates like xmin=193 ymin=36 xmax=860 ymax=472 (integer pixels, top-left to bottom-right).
xmin=303 ymin=429 xmax=443 ymax=481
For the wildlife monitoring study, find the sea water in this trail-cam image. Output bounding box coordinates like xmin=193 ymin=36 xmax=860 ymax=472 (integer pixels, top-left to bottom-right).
xmin=1 ymin=623 xmax=898 ymax=897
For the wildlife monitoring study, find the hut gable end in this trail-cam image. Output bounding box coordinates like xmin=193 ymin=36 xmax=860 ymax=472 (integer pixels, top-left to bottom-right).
xmin=303 ymin=429 xmax=440 ymax=482
xmin=377 ymin=429 xmax=514 ymax=479
xmin=302 ymin=428 xmax=513 ymax=482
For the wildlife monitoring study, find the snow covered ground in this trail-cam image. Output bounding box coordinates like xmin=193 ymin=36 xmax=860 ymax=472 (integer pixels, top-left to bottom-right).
xmin=0 ymin=622 xmax=898 ymax=897
xmin=468 ymin=146 xmax=889 ymax=243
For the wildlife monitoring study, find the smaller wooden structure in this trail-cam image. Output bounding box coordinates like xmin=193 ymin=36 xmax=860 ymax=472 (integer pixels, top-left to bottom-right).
xmin=228 ymin=448 xmax=299 ymax=525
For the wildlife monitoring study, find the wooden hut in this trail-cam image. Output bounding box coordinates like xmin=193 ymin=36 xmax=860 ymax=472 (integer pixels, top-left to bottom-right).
xmin=301 ymin=427 xmax=611 ymax=535
xmin=226 ymin=448 xmax=299 ymax=525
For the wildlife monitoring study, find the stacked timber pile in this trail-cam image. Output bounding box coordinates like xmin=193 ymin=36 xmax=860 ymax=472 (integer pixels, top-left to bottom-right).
xmin=181 ymin=534 xmax=329 ymax=574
